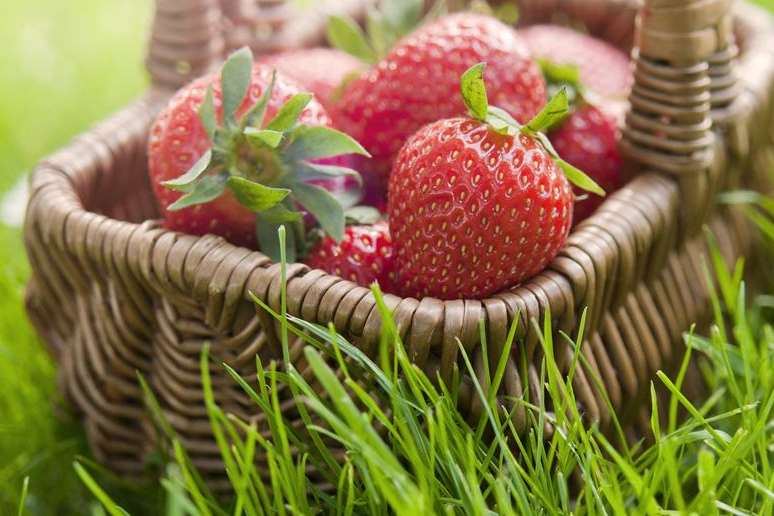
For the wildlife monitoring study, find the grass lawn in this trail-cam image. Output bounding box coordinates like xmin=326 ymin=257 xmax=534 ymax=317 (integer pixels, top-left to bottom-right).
xmin=1 ymin=1 xmax=774 ymax=515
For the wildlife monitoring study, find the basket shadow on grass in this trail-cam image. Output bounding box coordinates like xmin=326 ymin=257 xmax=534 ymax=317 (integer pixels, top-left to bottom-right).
xmin=70 ymin=231 xmax=774 ymax=515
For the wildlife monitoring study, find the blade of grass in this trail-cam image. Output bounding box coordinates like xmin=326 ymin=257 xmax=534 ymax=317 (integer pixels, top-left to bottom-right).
xmin=73 ymin=463 xmax=130 ymax=516
xmin=16 ymin=476 xmax=28 ymax=516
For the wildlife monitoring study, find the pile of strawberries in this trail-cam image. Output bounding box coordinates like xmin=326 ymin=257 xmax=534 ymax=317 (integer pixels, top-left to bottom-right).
xmin=148 ymin=2 xmax=632 ymax=300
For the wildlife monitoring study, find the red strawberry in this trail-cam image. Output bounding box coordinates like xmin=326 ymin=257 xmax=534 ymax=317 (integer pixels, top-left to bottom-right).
xmin=258 ymin=48 xmax=363 ymax=111
xmin=149 ymin=68 xmax=324 ymax=247
xmin=334 ymin=13 xmax=547 ymax=204
xmin=148 ymin=48 xmax=368 ymax=261
xmin=389 ymin=118 xmax=573 ymax=299
xmin=388 ymin=64 xmax=602 ymax=300
xmin=521 ymin=24 xmax=632 ymax=100
xmin=305 ymin=222 xmax=398 ymax=293
xmin=549 ymin=105 xmax=623 ymax=223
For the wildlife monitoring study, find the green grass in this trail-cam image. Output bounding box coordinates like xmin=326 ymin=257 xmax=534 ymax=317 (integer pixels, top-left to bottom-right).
xmin=1 ymin=0 xmax=774 ymax=514
xmin=77 ymin=239 xmax=774 ymax=514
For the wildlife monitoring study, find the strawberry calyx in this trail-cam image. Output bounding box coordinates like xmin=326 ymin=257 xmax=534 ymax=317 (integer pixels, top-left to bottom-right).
xmin=467 ymin=0 xmax=520 ymax=24
xmin=460 ymin=62 xmax=605 ymax=197
xmin=161 ymin=47 xmax=370 ymax=262
xmin=327 ymin=1 xmax=521 ymax=65
xmin=538 ymin=59 xmax=586 ymax=107
xmin=304 ymin=205 xmax=384 ymax=251
xmin=326 ymin=0 xmax=428 ymax=63
xmin=537 ymin=58 xmax=611 ymax=126
xmin=344 ymin=205 xmax=383 ymax=225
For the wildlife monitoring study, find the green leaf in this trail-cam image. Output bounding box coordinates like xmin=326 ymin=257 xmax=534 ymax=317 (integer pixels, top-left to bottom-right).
xmin=198 ymin=86 xmax=217 ymax=140
xmin=293 ymin=182 xmax=346 ymax=241
xmin=461 ymin=63 xmax=489 ymax=122
xmin=167 ymin=174 xmax=226 ymax=211
xmin=486 ymin=106 xmax=519 ymax=135
xmin=366 ymin=10 xmax=390 ymax=58
xmin=494 ymin=3 xmax=520 ymax=25
xmin=17 ymin=476 xmax=29 ymax=516
xmin=226 ymin=176 xmax=290 ymax=212
xmin=260 ymin=202 xmax=304 ymax=224
xmin=243 ymin=70 xmax=276 ymax=128
xmin=333 ymin=187 xmax=362 ymax=210
xmin=266 ymin=93 xmax=313 ymax=132
xmin=697 ymin=447 xmax=716 ymax=495
xmin=468 ymin=0 xmax=494 ymax=16
xmin=423 ymin=0 xmax=449 ymax=24
xmin=719 ymin=190 xmax=774 ymax=215
xmin=525 ymin=88 xmax=570 ymax=133
xmin=221 ymin=47 xmax=253 ymax=127
xmin=537 ymin=59 xmax=585 ymax=106
xmin=294 ymin=162 xmax=363 ymax=185
xmin=382 ymin=0 xmax=423 ymax=39
xmin=73 ymin=463 xmax=131 ymax=516
xmin=244 ymin=128 xmax=284 ymax=148
xmin=537 ymin=59 xmax=582 ymax=88
xmin=287 ymin=126 xmax=370 ymax=161
xmin=521 ymin=125 xmax=604 ymax=196
xmin=162 ymin=150 xmax=213 ymax=192
xmin=326 ymin=16 xmax=377 ymax=63
xmin=345 ymin=206 xmax=383 ymax=225
xmin=557 ymin=158 xmax=605 ymax=197
xmin=256 ymin=218 xmax=298 ymax=263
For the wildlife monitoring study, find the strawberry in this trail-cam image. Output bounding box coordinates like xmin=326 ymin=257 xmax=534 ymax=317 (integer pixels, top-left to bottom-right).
xmin=388 ymin=64 xmax=603 ymax=299
xmin=521 ymin=24 xmax=632 ymax=100
xmin=305 ymin=221 xmax=398 ymax=293
xmin=523 ymin=34 xmax=626 ymax=225
xmin=258 ymin=48 xmax=363 ymax=111
xmin=549 ymin=105 xmax=623 ymax=223
xmin=333 ymin=13 xmax=547 ymax=205
xmin=148 ymin=47 xmax=369 ymax=262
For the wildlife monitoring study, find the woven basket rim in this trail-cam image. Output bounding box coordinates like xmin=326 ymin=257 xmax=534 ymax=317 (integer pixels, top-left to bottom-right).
xmin=26 ymin=2 xmax=774 ymax=311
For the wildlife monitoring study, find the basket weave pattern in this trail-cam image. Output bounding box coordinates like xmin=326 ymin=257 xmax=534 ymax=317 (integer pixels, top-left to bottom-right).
xmin=23 ymin=0 xmax=774 ymax=484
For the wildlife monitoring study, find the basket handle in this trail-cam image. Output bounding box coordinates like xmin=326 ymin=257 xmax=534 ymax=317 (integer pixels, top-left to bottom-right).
xmin=146 ymin=0 xmax=227 ymax=90
xmin=146 ymin=0 xmax=302 ymax=90
xmin=146 ymin=0 xmax=371 ymax=91
xmin=621 ymin=0 xmax=736 ymax=235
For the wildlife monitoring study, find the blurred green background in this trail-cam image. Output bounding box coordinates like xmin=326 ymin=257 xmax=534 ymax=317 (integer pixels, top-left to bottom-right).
xmin=0 ymin=1 xmax=151 ymax=514
xmin=1 ymin=0 xmax=773 ymax=514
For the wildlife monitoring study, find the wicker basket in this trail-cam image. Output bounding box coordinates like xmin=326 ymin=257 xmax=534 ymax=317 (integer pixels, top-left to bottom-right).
xmin=23 ymin=0 xmax=774 ymax=487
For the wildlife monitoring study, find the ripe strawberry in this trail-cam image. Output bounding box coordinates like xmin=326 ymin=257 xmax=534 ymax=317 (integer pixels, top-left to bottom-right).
xmin=333 ymin=13 xmax=547 ymax=203
xmin=148 ymin=47 xmax=368 ymax=261
xmin=388 ymin=64 xmax=603 ymax=300
xmin=258 ymin=48 xmax=363 ymax=111
xmin=549 ymin=105 xmax=623 ymax=223
xmin=305 ymin=222 xmax=398 ymax=293
xmin=521 ymin=24 xmax=632 ymax=100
